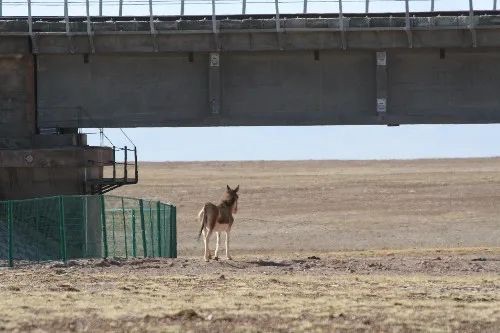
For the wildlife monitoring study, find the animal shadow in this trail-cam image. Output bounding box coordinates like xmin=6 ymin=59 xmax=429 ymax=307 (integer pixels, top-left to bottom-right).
xmin=246 ymin=260 xmax=291 ymax=267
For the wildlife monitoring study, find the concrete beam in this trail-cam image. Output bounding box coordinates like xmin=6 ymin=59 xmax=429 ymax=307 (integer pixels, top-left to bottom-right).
xmin=37 ymin=49 xmax=500 ymax=127
xmin=0 ymin=146 xmax=113 ymax=168
xmin=28 ymin=29 xmax=500 ymax=53
xmin=0 ymin=15 xmax=496 ymax=53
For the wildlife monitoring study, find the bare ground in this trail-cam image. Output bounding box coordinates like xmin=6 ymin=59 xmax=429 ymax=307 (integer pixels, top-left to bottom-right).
xmin=1 ymin=158 xmax=500 ymax=332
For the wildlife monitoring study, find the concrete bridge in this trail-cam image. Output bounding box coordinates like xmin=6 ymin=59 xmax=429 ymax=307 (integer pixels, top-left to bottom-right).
xmin=1 ymin=0 xmax=500 ymax=199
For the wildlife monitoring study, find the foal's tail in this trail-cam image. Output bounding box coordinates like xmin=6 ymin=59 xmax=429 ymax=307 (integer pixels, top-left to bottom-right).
xmin=197 ymin=206 xmax=207 ymax=241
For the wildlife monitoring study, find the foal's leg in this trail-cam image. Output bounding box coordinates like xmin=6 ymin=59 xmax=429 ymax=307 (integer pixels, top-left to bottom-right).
xmin=225 ymin=231 xmax=232 ymax=260
xmin=203 ymin=229 xmax=212 ymax=262
xmin=214 ymin=232 xmax=220 ymax=260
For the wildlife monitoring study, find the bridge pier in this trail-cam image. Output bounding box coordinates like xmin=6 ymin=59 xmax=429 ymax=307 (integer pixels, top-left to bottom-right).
xmin=0 ymin=49 xmax=113 ymax=201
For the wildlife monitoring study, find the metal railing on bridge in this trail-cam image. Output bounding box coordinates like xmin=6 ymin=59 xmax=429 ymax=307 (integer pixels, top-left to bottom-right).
xmin=0 ymin=1 xmax=497 ymax=18
xmin=0 ymin=0 xmax=496 ymax=47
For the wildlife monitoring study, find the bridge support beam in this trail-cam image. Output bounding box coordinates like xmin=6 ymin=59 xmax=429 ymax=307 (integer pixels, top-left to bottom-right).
xmin=375 ymin=51 xmax=388 ymax=122
xmin=208 ymin=52 xmax=221 ymax=115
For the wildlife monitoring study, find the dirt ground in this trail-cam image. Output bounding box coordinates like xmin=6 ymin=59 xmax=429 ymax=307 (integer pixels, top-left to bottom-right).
xmin=1 ymin=158 xmax=500 ymax=332
xmin=115 ymin=158 xmax=500 ymax=255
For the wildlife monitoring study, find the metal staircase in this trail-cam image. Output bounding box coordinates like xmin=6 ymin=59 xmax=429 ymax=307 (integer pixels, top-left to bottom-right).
xmin=87 ymin=146 xmax=138 ymax=194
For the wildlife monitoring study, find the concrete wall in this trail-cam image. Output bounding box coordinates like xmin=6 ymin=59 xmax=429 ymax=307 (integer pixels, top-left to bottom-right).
xmin=0 ymin=147 xmax=113 ymax=200
xmin=0 ymin=44 xmax=114 ymax=200
xmin=37 ymin=54 xmax=208 ymax=128
xmin=37 ymin=49 xmax=500 ymax=127
xmin=0 ymin=54 xmax=35 ymax=149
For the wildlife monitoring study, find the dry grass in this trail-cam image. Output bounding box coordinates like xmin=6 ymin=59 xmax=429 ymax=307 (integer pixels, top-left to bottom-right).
xmin=2 ymin=158 xmax=500 ymax=332
xmin=0 ymin=250 xmax=499 ymax=332
xmin=113 ymin=158 xmax=500 ymax=255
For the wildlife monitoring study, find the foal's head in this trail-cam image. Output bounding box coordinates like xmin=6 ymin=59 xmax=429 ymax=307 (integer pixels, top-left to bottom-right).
xmin=222 ymin=185 xmax=239 ymax=214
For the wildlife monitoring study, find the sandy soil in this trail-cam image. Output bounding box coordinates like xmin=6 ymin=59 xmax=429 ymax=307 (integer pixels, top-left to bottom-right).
xmin=1 ymin=158 xmax=500 ymax=332
xmin=113 ymin=158 xmax=500 ymax=256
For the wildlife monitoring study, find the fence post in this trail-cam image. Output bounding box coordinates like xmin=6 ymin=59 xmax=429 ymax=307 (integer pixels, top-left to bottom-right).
xmin=163 ymin=204 xmax=168 ymax=257
xmin=132 ymin=209 xmax=137 ymax=257
xmin=100 ymin=195 xmax=108 ymax=259
xmin=83 ymin=196 xmax=88 ymax=258
xmin=112 ymin=211 xmax=116 ymax=256
xmin=122 ymin=197 xmax=128 ymax=259
xmin=149 ymin=203 xmax=155 ymax=257
xmin=7 ymin=201 xmax=13 ymax=267
xmin=139 ymin=199 xmax=147 ymax=257
xmin=35 ymin=199 xmax=40 ymax=262
xmin=170 ymin=205 xmax=177 ymax=258
xmin=157 ymin=201 xmax=161 ymax=257
xmin=59 ymin=196 xmax=67 ymax=264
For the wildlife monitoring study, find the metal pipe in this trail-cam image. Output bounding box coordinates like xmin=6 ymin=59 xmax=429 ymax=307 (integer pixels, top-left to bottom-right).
xmin=64 ymin=0 xmax=70 ymax=34
xmin=119 ymin=0 xmax=123 ymax=16
xmin=112 ymin=146 xmax=116 ymax=181
xmin=99 ymin=0 xmax=103 ymax=16
xmin=0 ymin=0 xmax=3 ymax=17
xmin=134 ymin=147 xmax=138 ymax=182
xmin=28 ymin=0 xmax=32 ymax=35
xmin=124 ymin=145 xmax=128 ymax=180
xmin=149 ymin=0 xmax=154 ymax=33
xmin=431 ymin=0 xmax=435 ymax=12
xmin=339 ymin=0 xmax=345 ymax=49
xmin=495 ymin=0 xmax=498 ymax=11
xmin=405 ymin=0 xmax=410 ymax=28
xmin=86 ymin=0 xmax=93 ymax=51
xmin=303 ymin=0 xmax=307 ymax=14
xmin=365 ymin=0 xmax=369 ymax=14
xmin=339 ymin=0 xmax=344 ymax=24
xmin=243 ymin=0 xmax=247 ymax=15
xmin=274 ymin=0 xmax=280 ymax=32
xmin=405 ymin=0 xmax=413 ymax=48
xmin=212 ymin=0 xmax=217 ymax=34
xmin=181 ymin=0 xmax=184 ymax=16
xmin=469 ymin=0 xmax=474 ymax=20
xmin=86 ymin=0 xmax=91 ymax=27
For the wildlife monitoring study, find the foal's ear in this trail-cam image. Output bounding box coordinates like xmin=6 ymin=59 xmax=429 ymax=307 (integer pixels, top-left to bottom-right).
xmin=234 ymin=185 xmax=239 ymax=192
xmin=227 ymin=185 xmax=232 ymax=191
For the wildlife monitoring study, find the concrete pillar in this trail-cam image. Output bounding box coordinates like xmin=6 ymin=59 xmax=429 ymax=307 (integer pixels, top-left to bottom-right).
xmin=0 ymin=42 xmax=113 ymax=260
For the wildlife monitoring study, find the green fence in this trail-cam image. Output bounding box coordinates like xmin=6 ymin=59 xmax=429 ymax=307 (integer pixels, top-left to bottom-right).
xmin=0 ymin=195 xmax=177 ymax=267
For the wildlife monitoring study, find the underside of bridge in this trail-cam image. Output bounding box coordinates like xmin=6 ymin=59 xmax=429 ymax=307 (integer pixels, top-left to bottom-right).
xmin=1 ymin=12 xmax=500 ymax=199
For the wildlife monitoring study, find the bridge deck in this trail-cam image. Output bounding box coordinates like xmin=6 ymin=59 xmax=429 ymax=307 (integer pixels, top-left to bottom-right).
xmin=0 ymin=12 xmax=499 ymax=35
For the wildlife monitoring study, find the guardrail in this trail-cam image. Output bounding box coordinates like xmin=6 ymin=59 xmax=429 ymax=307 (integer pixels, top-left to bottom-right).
xmin=0 ymin=1 xmax=496 ymax=19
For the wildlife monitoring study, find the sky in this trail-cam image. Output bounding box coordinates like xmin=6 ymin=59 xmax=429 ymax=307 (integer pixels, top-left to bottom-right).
xmin=8 ymin=0 xmax=500 ymax=161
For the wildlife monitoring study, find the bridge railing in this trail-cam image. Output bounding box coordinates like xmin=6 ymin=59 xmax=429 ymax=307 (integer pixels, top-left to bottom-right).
xmin=0 ymin=1 xmax=497 ymax=18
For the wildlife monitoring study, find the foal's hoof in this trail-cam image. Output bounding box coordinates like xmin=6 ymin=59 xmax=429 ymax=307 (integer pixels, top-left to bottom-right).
xmin=204 ymin=257 xmax=210 ymax=262
xmin=213 ymin=256 xmax=219 ymax=261
xmin=225 ymin=256 xmax=232 ymax=261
